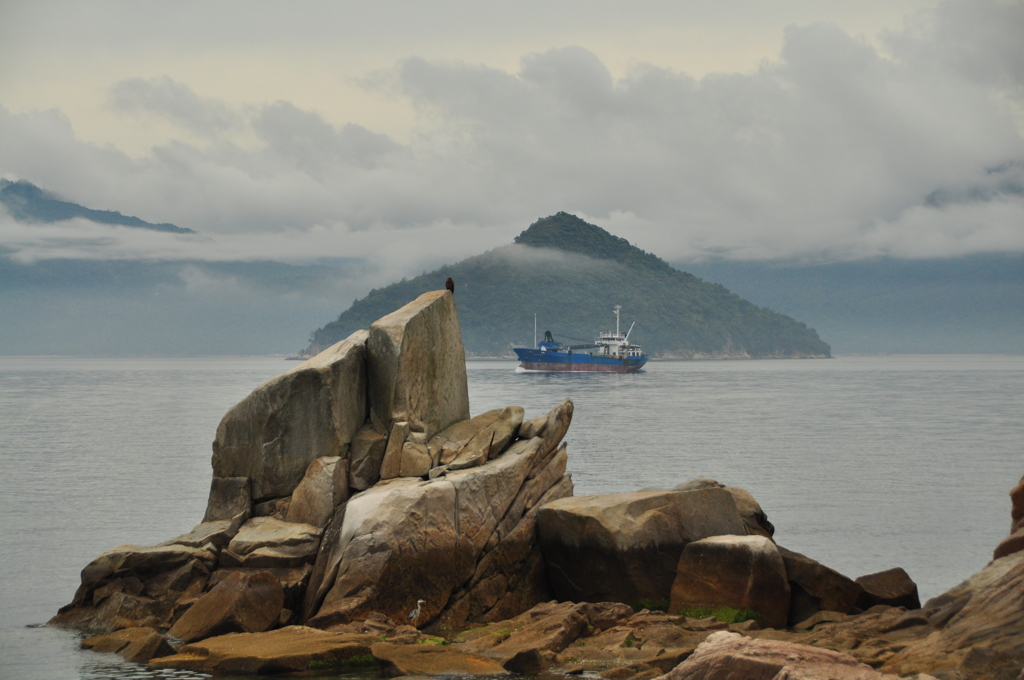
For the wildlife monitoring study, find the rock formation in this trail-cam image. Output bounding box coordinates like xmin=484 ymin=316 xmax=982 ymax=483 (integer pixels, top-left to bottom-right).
xmin=52 ymin=288 xmax=1024 ymax=679
xmin=52 ymin=289 xmax=573 ymax=661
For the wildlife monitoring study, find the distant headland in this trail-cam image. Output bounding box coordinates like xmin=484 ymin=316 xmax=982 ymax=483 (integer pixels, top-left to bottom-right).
xmin=305 ymin=213 xmax=831 ymax=359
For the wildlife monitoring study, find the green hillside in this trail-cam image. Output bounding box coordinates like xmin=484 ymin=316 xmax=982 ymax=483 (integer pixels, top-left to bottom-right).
xmin=307 ymin=213 xmax=831 ymax=358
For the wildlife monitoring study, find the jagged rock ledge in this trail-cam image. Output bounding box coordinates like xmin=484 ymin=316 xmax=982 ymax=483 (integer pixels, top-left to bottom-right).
xmin=52 ymin=290 xmax=1024 ymax=679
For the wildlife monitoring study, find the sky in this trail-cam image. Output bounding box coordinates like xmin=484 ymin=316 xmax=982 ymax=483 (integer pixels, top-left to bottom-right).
xmin=2 ymin=0 xmax=1024 ymax=289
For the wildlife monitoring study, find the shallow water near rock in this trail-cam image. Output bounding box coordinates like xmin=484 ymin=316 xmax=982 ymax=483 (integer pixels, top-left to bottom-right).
xmin=1 ymin=354 xmax=1021 ymax=679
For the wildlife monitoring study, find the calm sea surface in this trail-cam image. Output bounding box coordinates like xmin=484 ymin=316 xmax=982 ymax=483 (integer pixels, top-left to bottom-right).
xmin=1 ymin=355 xmax=1022 ymax=679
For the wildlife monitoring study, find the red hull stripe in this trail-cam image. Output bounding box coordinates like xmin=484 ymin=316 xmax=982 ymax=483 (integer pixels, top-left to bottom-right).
xmin=520 ymin=362 xmax=643 ymax=373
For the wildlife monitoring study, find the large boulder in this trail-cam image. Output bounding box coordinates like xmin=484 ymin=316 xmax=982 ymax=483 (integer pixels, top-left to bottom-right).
xmin=367 ymin=290 xmax=469 ymax=439
xmin=536 ymin=488 xmax=747 ymax=606
xmin=168 ymin=570 xmax=284 ymax=643
xmin=659 ymin=631 xmax=899 ymax=680
xmin=854 ymin=568 xmax=921 ymax=611
xmin=777 ymin=546 xmax=862 ymax=625
xmin=209 ymin=329 xmax=368 ymax=504
xmin=220 ymin=517 xmax=322 ymax=569
xmin=668 ymin=535 xmax=790 ymax=629
xmin=306 ymin=437 xmax=545 ymax=627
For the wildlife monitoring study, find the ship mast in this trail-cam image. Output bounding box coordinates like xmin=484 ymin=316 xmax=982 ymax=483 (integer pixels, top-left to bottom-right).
xmin=614 ymin=305 xmax=621 ymax=337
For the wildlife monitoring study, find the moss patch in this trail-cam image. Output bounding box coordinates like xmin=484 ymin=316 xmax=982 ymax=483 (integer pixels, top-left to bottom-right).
xmin=677 ymin=606 xmax=764 ymax=624
xmin=629 ymin=598 xmax=670 ymax=612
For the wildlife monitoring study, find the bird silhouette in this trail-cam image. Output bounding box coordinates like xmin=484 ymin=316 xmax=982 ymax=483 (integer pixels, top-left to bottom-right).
xmin=445 ymin=277 xmax=455 ymax=294
xmin=407 ymin=599 xmax=426 ymax=624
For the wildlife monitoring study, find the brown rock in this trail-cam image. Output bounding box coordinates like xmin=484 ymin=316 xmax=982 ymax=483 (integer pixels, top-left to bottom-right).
xmin=669 ymin=535 xmax=790 ymax=629
xmin=1011 ymin=474 xmax=1024 ymax=524
xmin=220 ymin=517 xmax=322 ymax=570
xmin=518 ymin=415 xmax=548 ymax=440
xmin=164 ymin=515 xmax=247 ymax=550
xmin=209 ymin=565 xmax=312 ymax=613
xmin=882 ymin=551 xmax=1024 ymax=678
xmin=722 ymin=486 xmax=775 ymax=539
xmin=454 ymin=601 xmax=589 ymax=661
xmin=120 ymin=630 xmax=176 ymax=663
xmin=203 ymin=477 xmax=253 ymax=522
xmin=285 ymin=456 xmax=344 ymax=528
xmin=537 ymin=488 xmax=747 ymax=605
xmin=81 ymin=626 xmax=155 ymax=653
xmin=993 ymin=527 xmax=1024 ymax=560
xmin=855 ymin=568 xmax=921 ymax=611
xmin=348 ymin=424 xmax=388 ymax=490
xmin=378 ymin=421 xmax=410 ymax=480
xmin=209 ymin=329 xmax=368 ymax=503
xmin=168 ymin=570 xmax=284 ymax=643
xmin=399 ymin=441 xmax=433 ymax=477
xmin=431 ymin=409 xmax=505 ymax=466
xmin=253 ymin=497 xmax=290 ymax=520
xmin=373 ymin=641 xmax=508 ymax=676
xmin=150 ymin=626 xmax=376 ymax=675
xmin=449 ymin=406 xmax=525 ymax=470
xmin=777 ymin=545 xmax=863 ymax=624
xmin=659 ymin=630 xmax=899 ymax=680
xmin=367 ymin=290 xmax=470 ymax=439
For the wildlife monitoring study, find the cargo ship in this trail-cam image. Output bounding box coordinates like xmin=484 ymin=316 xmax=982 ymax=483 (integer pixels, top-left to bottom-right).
xmin=513 ymin=306 xmax=648 ymax=372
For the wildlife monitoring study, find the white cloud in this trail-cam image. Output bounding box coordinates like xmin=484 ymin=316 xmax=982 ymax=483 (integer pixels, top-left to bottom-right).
xmin=1 ymin=0 xmax=1022 ymax=268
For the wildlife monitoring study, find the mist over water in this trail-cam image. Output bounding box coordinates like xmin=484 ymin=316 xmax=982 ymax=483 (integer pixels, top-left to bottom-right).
xmin=0 ymin=355 xmax=1021 ymax=679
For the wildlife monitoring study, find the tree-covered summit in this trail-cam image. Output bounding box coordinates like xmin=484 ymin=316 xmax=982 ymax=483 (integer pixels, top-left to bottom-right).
xmin=514 ymin=212 xmax=672 ymax=273
xmin=307 ymin=214 xmax=831 ymax=359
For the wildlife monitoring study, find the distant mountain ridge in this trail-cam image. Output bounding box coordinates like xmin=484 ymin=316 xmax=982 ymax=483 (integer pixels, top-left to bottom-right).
xmin=307 ymin=212 xmax=832 ymax=359
xmin=0 ymin=179 xmax=194 ymax=233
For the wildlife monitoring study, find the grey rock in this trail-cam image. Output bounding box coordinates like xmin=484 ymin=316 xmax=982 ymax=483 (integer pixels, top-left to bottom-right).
xmin=367 ymin=290 xmax=469 ymax=439
xmin=378 ymin=421 xmax=410 ymax=480
xmin=517 ymin=415 xmax=548 ymax=440
xmin=209 ymin=329 xmax=368 ymax=504
xmin=203 ymin=477 xmax=252 ymax=522
xmin=399 ymin=441 xmax=432 ymax=477
xmin=536 ymin=487 xmax=747 ymax=605
xmin=307 ymin=430 xmax=547 ymax=628
xmin=285 ymin=456 xmax=344 ymax=528
xmin=448 ymin=406 xmax=525 ymax=470
xmin=348 ymin=424 xmax=388 ymax=491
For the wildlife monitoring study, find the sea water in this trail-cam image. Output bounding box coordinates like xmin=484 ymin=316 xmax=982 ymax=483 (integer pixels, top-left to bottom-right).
xmin=0 ymin=355 xmax=1021 ymax=679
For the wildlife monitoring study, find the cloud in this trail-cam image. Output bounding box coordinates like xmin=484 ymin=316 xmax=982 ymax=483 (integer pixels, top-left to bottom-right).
xmin=109 ymin=76 xmax=240 ymax=136
xmin=1 ymin=0 xmax=1023 ymax=267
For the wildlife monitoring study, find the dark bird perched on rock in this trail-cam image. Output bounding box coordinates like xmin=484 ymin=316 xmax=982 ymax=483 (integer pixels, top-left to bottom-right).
xmin=446 ymin=277 xmax=455 ymax=294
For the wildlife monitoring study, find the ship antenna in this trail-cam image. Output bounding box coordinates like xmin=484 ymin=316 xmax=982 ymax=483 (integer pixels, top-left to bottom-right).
xmin=614 ymin=305 xmax=621 ymax=337
xmin=534 ymin=313 xmax=537 ymax=348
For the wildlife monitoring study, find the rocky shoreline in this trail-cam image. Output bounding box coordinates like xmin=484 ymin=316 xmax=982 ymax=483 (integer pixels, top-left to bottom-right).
xmin=52 ymin=290 xmax=1024 ymax=679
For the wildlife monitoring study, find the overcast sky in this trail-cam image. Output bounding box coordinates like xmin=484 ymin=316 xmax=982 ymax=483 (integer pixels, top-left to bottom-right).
xmin=2 ymin=0 xmax=1023 ymax=280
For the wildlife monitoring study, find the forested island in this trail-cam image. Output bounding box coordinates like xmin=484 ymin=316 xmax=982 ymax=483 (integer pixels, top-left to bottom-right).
xmin=307 ymin=213 xmax=831 ymax=359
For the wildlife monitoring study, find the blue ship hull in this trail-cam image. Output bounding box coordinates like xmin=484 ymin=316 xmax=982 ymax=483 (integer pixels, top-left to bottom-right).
xmin=513 ymin=348 xmax=648 ymax=372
